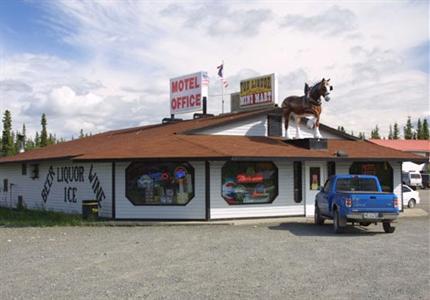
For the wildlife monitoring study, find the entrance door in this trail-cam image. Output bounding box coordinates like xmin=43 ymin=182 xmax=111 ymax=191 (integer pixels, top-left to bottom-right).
xmin=305 ymin=162 xmax=326 ymax=217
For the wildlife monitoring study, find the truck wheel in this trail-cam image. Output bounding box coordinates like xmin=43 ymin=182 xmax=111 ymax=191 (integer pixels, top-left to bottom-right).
xmin=383 ymin=222 xmax=395 ymax=233
xmin=314 ymin=206 xmax=324 ymax=225
xmin=333 ymin=210 xmax=345 ymax=234
xmin=408 ymin=199 xmax=416 ymax=208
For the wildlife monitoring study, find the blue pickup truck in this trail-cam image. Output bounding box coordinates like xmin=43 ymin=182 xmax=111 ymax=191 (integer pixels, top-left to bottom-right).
xmin=315 ymin=175 xmax=399 ymax=233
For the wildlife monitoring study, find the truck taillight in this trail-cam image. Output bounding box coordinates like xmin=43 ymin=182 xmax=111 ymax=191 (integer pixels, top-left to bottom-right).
xmin=393 ymin=197 xmax=399 ymax=208
xmin=345 ymin=198 xmax=352 ymax=207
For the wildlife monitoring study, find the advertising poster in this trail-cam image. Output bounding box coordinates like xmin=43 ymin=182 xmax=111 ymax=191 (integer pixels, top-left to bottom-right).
xmin=170 ymin=71 xmax=209 ymax=114
xmin=239 ymin=73 xmax=277 ymax=107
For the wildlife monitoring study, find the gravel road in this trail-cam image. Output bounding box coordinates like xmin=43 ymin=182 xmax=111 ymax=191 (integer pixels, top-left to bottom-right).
xmin=1 ymin=214 xmax=429 ymax=300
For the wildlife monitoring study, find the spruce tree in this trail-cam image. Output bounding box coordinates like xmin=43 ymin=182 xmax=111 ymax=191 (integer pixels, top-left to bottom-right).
xmin=417 ymin=118 xmax=423 ymax=139
xmin=358 ymin=132 xmax=366 ymax=140
xmin=393 ymin=123 xmax=400 ymax=139
xmin=35 ymin=132 xmax=40 ymax=148
xmin=1 ymin=110 xmax=14 ymax=156
xmin=422 ymin=119 xmax=429 ymax=140
xmin=388 ymin=125 xmax=393 ymax=139
xmin=40 ymin=113 xmax=48 ymax=147
xmin=371 ymin=125 xmax=381 ymax=139
xmin=404 ymin=117 xmax=413 ymax=139
xmin=22 ymin=123 xmax=26 ymax=150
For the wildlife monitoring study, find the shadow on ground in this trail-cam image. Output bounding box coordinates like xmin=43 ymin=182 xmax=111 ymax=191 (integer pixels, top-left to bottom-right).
xmin=267 ymin=222 xmax=387 ymax=237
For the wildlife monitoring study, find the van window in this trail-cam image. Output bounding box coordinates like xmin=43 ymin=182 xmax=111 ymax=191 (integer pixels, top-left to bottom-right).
xmin=411 ymin=174 xmax=421 ymax=179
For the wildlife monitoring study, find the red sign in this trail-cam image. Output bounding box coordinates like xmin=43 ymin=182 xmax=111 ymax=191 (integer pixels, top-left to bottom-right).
xmin=170 ymin=72 xmax=208 ymax=114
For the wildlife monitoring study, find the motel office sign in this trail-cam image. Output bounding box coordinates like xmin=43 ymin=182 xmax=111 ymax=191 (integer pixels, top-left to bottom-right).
xmin=170 ymin=71 xmax=209 ymax=114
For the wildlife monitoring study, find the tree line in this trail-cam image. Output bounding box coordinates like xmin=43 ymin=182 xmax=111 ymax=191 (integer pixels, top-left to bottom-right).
xmin=338 ymin=117 xmax=429 ymax=140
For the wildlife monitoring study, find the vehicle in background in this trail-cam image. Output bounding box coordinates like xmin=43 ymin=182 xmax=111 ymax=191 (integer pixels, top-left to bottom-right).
xmin=315 ymin=175 xmax=399 ymax=233
xmin=396 ymin=184 xmax=421 ymax=208
xmin=402 ymin=171 xmax=423 ymax=189
xmin=421 ymin=173 xmax=430 ymax=189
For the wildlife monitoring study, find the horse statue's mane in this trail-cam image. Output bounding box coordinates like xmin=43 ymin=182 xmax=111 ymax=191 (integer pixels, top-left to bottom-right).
xmin=281 ymin=78 xmax=333 ymax=139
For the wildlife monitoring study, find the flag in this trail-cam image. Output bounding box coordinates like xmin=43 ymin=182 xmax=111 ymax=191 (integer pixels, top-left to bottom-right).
xmin=217 ymin=63 xmax=229 ymax=88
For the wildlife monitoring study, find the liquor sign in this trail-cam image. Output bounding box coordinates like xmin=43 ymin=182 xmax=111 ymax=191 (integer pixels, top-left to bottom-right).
xmin=170 ymin=71 xmax=209 ymax=114
xmin=240 ymin=73 xmax=278 ymax=107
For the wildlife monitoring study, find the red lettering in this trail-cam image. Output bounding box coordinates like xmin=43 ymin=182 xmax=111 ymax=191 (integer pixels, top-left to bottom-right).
xmin=195 ymin=94 xmax=201 ymax=107
xmin=189 ymin=94 xmax=195 ymax=106
xmin=178 ymin=80 xmax=184 ymax=91
xmin=195 ymin=76 xmax=200 ymax=89
xmin=171 ymin=81 xmax=178 ymax=93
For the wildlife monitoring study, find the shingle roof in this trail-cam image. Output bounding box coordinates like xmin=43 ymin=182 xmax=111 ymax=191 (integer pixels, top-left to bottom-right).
xmin=0 ymin=108 xmax=425 ymax=164
xmin=369 ymin=139 xmax=430 ymax=153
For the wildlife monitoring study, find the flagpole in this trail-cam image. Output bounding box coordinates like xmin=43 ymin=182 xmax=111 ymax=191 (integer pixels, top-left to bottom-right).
xmin=221 ymin=81 xmax=224 ymax=114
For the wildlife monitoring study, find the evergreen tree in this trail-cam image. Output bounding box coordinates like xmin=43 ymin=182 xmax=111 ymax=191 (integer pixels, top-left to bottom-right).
xmin=1 ymin=110 xmax=14 ymax=156
xmin=337 ymin=126 xmax=346 ymax=133
xmin=370 ymin=125 xmax=381 ymax=139
xmin=22 ymin=123 xmax=27 ymax=150
xmin=358 ymin=132 xmax=366 ymax=140
xmin=40 ymin=113 xmax=48 ymax=147
xmin=393 ymin=122 xmax=400 ymax=139
xmin=404 ymin=116 xmax=413 ymax=139
xmin=79 ymin=129 xmax=85 ymax=139
xmin=422 ymin=119 xmax=429 ymax=140
xmin=417 ymin=118 xmax=423 ymax=139
xmin=388 ymin=125 xmax=393 ymax=139
xmin=35 ymin=132 xmax=40 ymax=148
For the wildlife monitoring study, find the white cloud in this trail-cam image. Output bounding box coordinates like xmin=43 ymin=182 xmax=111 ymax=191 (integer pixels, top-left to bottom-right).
xmin=0 ymin=0 xmax=428 ymax=139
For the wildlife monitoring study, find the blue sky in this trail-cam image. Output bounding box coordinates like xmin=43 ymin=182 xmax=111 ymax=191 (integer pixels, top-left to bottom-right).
xmin=0 ymin=0 xmax=429 ymax=139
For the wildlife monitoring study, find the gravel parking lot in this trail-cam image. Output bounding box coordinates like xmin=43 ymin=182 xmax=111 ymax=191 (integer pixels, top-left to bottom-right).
xmin=1 ymin=194 xmax=429 ymax=300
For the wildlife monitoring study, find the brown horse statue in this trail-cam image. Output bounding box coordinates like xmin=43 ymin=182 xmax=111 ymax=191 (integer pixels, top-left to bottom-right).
xmin=281 ymin=78 xmax=333 ymax=139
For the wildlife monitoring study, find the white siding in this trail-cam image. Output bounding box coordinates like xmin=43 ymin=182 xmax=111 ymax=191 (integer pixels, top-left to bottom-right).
xmin=115 ymin=161 xmax=206 ymax=220
xmin=199 ymin=115 xmax=341 ymax=139
xmin=0 ymin=161 xmax=112 ymax=218
xmin=210 ymin=160 xmax=304 ymax=219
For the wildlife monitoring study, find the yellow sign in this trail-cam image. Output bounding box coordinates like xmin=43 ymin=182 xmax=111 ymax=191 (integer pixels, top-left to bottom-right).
xmin=240 ymin=74 xmax=277 ymax=107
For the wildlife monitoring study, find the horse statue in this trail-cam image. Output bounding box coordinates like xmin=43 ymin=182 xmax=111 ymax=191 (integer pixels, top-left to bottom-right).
xmin=281 ymin=78 xmax=333 ymax=139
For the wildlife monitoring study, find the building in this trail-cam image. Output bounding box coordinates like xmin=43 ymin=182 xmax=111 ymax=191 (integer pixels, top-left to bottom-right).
xmin=369 ymin=139 xmax=430 ymax=172
xmin=0 ymin=107 xmax=425 ymax=220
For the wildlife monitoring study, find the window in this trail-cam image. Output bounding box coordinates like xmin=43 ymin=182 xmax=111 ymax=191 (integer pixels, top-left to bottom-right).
xmin=3 ymin=179 xmax=8 ymax=192
xmin=350 ymin=162 xmax=393 ymax=192
xmin=309 ymin=167 xmax=321 ymax=190
xmin=221 ymin=161 xmax=278 ymax=205
xmin=327 ymin=161 xmax=336 ymax=177
xmin=125 ymin=162 xmax=194 ymax=205
xmin=30 ymin=164 xmax=39 ymax=179
xmin=293 ymin=161 xmax=302 ymax=203
xmin=22 ymin=164 xmax=27 ymax=175
xmin=323 ymin=179 xmax=331 ymax=193
xmin=402 ymin=185 xmax=411 ymax=193
xmin=335 ymin=177 xmax=378 ymax=192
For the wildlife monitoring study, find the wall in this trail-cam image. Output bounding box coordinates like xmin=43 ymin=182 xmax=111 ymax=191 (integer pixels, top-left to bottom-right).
xmin=198 ymin=114 xmax=341 ymax=139
xmin=0 ymin=161 xmax=112 ymax=218
xmin=114 ymin=161 xmax=206 ymax=220
xmin=209 ymin=160 xmax=304 ymax=219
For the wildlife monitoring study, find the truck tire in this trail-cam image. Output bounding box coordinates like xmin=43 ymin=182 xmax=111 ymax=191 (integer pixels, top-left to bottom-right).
xmin=333 ymin=210 xmax=345 ymax=234
xmin=383 ymin=222 xmax=395 ymax=233
xmin=408 ymin=199 xmax=416 ymax=208
xmin=314 ymin=206 xmax=324 ymax=225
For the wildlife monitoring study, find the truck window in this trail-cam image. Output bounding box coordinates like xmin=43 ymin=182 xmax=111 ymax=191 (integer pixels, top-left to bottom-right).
xmin=410 ymin=174 xmax=421 ymax=179
xmin=335 ymin=178 xmax=378 ymax=192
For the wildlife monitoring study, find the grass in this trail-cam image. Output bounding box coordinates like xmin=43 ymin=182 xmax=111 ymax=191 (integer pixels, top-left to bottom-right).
xmin=0 ymin=207 xmax=98 ymax=227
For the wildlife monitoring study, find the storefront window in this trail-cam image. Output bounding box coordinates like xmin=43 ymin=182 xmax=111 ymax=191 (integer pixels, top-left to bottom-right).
xmin=349 ymin=162 xmax=393 ymax=192
xmin=126 ymin=162 xmax=194 ymax=205
xmin=221 ymin=161 xmax=278 ymax=205
xmin=309 ymin=167 xmax=321 ymax=190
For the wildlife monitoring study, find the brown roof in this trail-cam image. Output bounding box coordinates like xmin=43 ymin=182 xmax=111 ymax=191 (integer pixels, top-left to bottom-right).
xmin=0 ymin=108 xmax=425 ymax=164
xmin=369 ymin=139 xmax=430 ymax=153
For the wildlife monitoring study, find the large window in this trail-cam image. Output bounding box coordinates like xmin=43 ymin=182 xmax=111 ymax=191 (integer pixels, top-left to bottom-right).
xmin=349 ymin=162 xmax=393 ymax=192
xmin=221 ymin=161 xmax=278 ymax=205
xmin=126 ymin=162 xmax=194 ymax=205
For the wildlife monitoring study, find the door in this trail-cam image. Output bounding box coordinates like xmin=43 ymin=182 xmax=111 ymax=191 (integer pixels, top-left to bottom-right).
xmin=305 ymin=162 xmax=326 ymax=217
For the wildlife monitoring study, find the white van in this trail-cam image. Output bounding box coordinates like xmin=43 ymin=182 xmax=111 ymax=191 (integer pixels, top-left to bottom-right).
xmin=402 ymin=171 xmax=423 ymax=189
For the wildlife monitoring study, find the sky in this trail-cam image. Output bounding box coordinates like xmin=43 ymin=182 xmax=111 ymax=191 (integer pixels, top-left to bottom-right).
xmin=0 ymin=0 xmax=429 ymax=139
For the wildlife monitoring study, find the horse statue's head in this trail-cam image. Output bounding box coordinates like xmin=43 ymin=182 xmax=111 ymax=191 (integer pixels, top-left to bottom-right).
xmin=309 ymin=78 xmax=333 ymax=105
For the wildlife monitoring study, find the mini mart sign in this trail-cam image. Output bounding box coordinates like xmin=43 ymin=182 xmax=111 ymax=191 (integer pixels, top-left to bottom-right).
xmin=240 ymin=73 xmax=277 ymax=107
xmin=170 ymin=71 xmax=209 ymax=114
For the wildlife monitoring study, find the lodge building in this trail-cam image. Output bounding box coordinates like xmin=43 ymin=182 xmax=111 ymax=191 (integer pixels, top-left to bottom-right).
xmin=0 ymin=107 xmax=425 ymax=220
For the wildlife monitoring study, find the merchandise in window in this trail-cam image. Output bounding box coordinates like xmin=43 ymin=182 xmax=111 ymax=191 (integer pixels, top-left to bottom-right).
xmin=126 ymin=162 xmax=194 ymax=205
xmin=221 ymin=161 xmax=278 ymax=205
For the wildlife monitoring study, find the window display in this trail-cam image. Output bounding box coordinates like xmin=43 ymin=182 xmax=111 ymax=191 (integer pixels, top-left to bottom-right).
xmin=221 ymin=161 xmax=278 ymax=205
xmin=309 ymin=167 xmax=321 ymax=190
xmin=126 ymin=162 xmax=194 ymax=205
xmin=350 ymin=162 xmax=393 ymax=192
